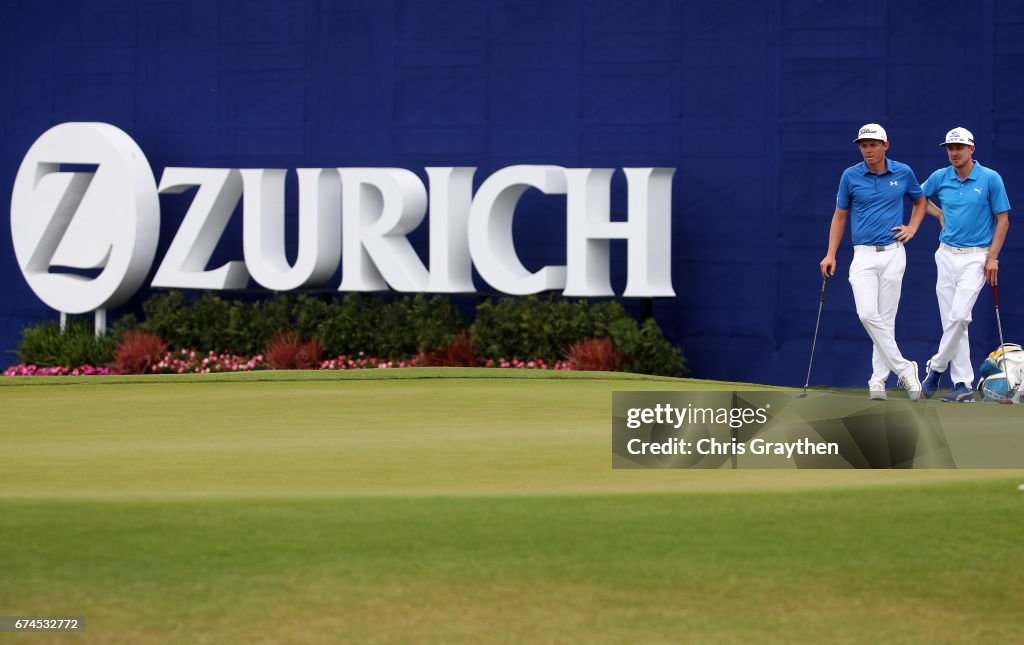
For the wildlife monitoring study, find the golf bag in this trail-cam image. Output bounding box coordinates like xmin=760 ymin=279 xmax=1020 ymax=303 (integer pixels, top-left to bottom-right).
xmin=976 ymin=344 xmax=1024 ymax=403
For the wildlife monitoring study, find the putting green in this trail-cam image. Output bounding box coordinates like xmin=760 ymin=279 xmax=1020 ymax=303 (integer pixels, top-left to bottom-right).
xmin=0 ymin=369 xmax=1014 ymax=497
xmin=1 ymin=370 xmax=1021 ymax=643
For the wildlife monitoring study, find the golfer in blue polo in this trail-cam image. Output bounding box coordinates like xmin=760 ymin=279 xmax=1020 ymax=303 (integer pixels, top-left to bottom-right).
xmin=820 ymin=123 xmax=927 ymax=400
xmin=920 ymin=127 xmax=1011 ymax=402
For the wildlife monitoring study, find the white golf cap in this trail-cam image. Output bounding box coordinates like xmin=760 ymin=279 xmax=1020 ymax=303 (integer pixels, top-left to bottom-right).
xmin=854 ymin=123 xmax=887 ymax=143
xmin=941 ymin=127 xmax=974 ymax=147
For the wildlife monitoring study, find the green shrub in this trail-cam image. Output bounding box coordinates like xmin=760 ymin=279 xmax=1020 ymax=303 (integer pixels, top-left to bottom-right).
xmin=188 ymin=292 xmax=232 ymax=351
xmin=471 ymin=295 xmax=686 ymax=377
xmin=293 ymin=295 xmax=339 ymax=351
xmin=609 ymin=317 xmax=687 ymax=377
xmin=472 ymin=296 xmax=599 ymax=360
xmin=33 ymin=290 xmax=685 ymax=377
xmin=292 ymin=293 xmax=464 ymax=358
xmin=142 ymin=291 xmax=300 ymax=356
xmin=16 ymin=319 xmax=116 ymax=367
xmin=223 ymin=295 xmax=297 ymax=356
xmin=137 ymin=290 xmax=465 ymax=360
xmin=111 ymin=313 xmax=139 ymax=337
xmin=326 ymin=293 xmax=388 ymax=356
xmin=400 ymin=293 xmax=466 ymax=352
xmin=140 ymin=290 xmax=195 ymax=350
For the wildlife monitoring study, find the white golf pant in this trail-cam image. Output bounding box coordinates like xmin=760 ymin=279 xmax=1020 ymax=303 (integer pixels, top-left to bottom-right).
xmin=929 ymin=245 xmax=986 ymax=385
xmin=849 ymin=244 xmax=913 ymax=381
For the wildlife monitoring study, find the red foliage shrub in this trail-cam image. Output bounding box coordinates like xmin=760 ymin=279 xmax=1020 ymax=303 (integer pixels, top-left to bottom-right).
xmin=113 ymin=330 xmax=168 ymax=374
xmin=265 ymin=331 xmax=323 ymax=370
xmin=566 ymin=337 xmax=624 ymax=372
xmin=420 ymin=330 xmax=477 ymax=367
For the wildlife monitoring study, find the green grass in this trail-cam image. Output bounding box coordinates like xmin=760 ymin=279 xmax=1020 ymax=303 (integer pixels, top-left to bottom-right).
xmin=1 ymin=369 xmax=1021 ymax=643
xmin=2 ymin=486 xmax=1022 ymax=643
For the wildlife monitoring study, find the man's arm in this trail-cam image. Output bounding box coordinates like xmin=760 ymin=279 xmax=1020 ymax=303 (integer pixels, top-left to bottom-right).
xmin=820 ymin=208 xmax=849 ymax=277
xmin=926 ymin=199 xmax=944 ymax=229
xmin=920 ymin=171 xmax=944 ymax=227
xmin=986 ymin=212 xmax=1009 ymax=286
xmin=891 ymin=195 xmax=927 ymax=242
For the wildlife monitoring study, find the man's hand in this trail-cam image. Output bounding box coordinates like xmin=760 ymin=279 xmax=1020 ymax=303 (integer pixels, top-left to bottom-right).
xmin=820 ymin=256 xmax=836 ymax=278
xmin=890 ymin=225 xmax=917 ymax=242
xmin=985 ymin=257 xmax=999 ymax=286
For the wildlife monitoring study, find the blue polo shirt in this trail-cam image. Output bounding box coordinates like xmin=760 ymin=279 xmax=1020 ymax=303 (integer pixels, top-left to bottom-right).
xmin=921 ymin=161 xmax=1010 ymax=248
xmin=836 ymin=158 xmax=924 ymax=246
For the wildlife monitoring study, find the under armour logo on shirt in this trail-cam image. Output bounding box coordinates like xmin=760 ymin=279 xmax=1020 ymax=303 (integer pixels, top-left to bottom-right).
xmin=890 ymin=180 xmax=899 ymax=186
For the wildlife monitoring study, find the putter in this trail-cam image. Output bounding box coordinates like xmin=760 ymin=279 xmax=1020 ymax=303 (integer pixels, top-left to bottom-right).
xmin=993 ymin=282 xmax=1008 ymax=365
xmin=992 ymin=283 xmax=1015 ymax=404
xmin=798 ymin=274 xmax=829 ymax=398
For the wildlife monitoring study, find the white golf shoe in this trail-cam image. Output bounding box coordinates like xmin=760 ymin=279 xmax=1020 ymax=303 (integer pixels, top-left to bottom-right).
xmin=899 ymin=361 xmax=922 ymax=401
xmin=868 ymin=381 xmax=887 ymax=400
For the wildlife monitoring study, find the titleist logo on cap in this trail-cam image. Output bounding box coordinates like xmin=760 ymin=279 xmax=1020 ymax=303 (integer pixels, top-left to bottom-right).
xmin=854 ymin=123 xmax=887 ymax=142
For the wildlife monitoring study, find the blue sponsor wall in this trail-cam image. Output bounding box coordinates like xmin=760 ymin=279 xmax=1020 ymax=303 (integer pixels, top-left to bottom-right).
xmin=2 ymin=0 xmax=1022 ymax=387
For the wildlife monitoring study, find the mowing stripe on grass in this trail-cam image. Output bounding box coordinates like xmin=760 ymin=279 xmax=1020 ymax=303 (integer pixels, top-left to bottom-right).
xmin=0 ymin=481 xmax=1021 ymax=643
xmin=1 ymin=372 xmax=1017 ymax=497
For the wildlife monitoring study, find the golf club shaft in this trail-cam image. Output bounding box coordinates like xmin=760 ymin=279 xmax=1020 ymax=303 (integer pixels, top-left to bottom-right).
xmin=993 ymin=283 xmax=1007 ymax=373
xmin=803 ymin=275 xmax=829 ymax=390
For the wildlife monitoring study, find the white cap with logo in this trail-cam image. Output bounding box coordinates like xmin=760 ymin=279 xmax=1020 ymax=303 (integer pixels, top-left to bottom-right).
xmin=854 ymin=123 xmax=887 ymax=143
xmin=941 ymin=127 xmax=974 ymax=147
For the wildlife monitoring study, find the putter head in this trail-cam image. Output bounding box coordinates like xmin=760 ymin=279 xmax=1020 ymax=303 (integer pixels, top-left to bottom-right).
xmin=998 ymin=385 xmax=1018 ymax=404
xmin=796 ymin=390 xmax=808 ymax=399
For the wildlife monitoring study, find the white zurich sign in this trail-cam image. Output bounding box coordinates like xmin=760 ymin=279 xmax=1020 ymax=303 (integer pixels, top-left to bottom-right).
xmin=12 ymin=122 xmax=675 ymax=316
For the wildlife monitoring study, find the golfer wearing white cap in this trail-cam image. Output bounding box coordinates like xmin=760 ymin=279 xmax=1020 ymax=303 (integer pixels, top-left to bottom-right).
xmin=820 ymin=123 xmax=927 ymax=400
xmin=920 ymin=127 xmax=1011 ymax=402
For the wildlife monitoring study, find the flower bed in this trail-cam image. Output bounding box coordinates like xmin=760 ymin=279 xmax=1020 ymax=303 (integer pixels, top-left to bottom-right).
xmin=151 ymin=349 xmax=267 ymax=374
xmin=3 ymin=364 xmax=117 ymax=377
xmin=4 ymin=350 xmax=576 ymax=376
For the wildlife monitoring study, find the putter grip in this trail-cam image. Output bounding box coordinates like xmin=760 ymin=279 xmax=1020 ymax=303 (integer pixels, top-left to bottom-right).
xmin=993 ymin=283 xmax=1000 ymax=307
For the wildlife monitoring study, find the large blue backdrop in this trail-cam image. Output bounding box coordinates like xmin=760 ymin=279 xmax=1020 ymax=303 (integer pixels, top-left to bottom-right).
xmin=2 ymin=0 xmax=1022 ymax=387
